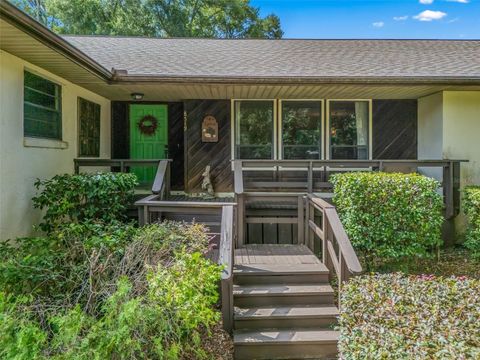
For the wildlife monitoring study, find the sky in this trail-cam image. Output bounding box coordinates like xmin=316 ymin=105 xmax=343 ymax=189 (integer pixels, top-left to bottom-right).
xmin=251 ymin=0 xmax=480 ymax=39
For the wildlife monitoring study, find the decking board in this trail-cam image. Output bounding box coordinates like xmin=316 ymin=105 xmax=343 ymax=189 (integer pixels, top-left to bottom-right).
xmin=235 ymin=244 xmax=321 ymax=266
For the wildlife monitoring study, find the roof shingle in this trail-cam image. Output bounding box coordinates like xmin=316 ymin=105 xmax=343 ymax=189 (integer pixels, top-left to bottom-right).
xmin=63 ymin=36 xmax=480 ymax=80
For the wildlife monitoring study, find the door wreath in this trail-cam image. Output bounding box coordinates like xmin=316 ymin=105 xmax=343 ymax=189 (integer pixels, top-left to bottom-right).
xmin=137 ymin=115 xmax=158 ymax=136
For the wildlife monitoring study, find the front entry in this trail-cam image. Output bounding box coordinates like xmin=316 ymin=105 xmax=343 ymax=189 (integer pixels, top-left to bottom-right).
xmin=129 ymin=104 xmax=168 ymax=184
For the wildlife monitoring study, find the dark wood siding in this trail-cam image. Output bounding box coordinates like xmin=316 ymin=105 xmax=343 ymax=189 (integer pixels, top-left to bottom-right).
xmin=111 ymin=102 xmax=129 ymax=159
xmin=184 ymin=100 xmax=232 ymax=193
xmin=111 ymin=101 xmax=184 ymax=190
xmin=372 ymin=100 xmax=417 ymax=159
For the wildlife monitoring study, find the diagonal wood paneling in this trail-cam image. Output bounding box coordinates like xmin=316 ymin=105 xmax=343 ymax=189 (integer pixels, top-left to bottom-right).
xmin=373 ymin=100 xmax=417 ymax=159
xmin=185 ymin=100 xmax=232 ymax=193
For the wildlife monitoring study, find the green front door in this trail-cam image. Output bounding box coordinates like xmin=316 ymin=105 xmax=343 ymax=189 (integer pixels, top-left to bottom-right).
xmin=129 ymin=104 xmax=168 ymax=185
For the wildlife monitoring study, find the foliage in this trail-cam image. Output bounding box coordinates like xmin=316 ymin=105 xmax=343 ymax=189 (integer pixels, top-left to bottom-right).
xmin=0 ymin=253 xmax=221 ymax=359
xmin=331 ymin=172 xmax=444 ymax=266
xmin=463 ymin=186 xmax=480 ymax=258
xmin=339 ymin=273 xmax=480 ymax=359
xmin=13 ymin=0 xmax=283 ymax=38
xmin=0 ymin=220 xmax=220 ymax=359
xmin=32 ymin=172 xmax=137 ymax=232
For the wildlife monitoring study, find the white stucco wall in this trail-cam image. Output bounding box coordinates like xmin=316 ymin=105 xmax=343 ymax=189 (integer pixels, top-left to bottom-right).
xmin=0 ymin=50 xmax=111 ymax=240
xmin=418 ymin=90 xmax=480 ymax=234
xmin=442 ymin=91 xmax=480 ymax=187
xmin=418 ymin=92 xmax=444 ymax=180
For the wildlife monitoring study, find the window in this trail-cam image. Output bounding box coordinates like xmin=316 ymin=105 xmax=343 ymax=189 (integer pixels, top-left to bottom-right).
xmin=328 ymin=100 xmax=370 ymax=160
xmin=281 ymin=100 xmax=322 ymax=159
xmin=78 ymin=98 xmax=101 ymax=157
xmin=231 ymin=99 xmax=371 ymax=161
xmin=24 ymin=70 xmax=62 ymax=139
xmin=234 ymin=100 xmax=275 ymax=159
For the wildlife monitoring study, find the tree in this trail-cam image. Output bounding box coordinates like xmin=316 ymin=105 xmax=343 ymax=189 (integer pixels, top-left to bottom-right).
xmin=11 ymin=0 xmax=49 ymax=25
xmin=14 ymin=0 xmax=283 ymax=39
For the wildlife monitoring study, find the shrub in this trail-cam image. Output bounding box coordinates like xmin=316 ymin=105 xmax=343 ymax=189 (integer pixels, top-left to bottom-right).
xmin=463 ymin=186 xmax=480 ymax=258
xmin=331 ymin=172 xmax=444 ymax=266
xmin=0 ymin=221 xmax=221 ymax=359
xmin=339 ymin=273 xmax=480 ymax=359
xmin=0 ymin=253 xmax=221 ymax=359
xmin=32 ymin=172 xmax=138 ymax=232
xmin=0 ymin=221 xmax=209 ymax=314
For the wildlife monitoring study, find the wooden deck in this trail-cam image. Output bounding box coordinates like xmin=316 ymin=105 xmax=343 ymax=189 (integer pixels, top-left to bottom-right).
xmin=235 ymin=244 xmax=322 ymax=266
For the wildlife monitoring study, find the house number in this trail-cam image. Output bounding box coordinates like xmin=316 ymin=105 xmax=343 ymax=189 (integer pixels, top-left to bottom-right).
xmin=202 ymin=115 xmax=218 ymax=142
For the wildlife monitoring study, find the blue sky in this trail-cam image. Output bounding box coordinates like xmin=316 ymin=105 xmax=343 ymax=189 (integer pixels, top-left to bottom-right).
xmin=251 ymin=0 xmax=480 ymax=39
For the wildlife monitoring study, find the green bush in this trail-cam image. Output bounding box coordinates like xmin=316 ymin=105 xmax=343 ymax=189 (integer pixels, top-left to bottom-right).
xmin=339 ymin=273 xmax=480 ymax=359
xmin=463 ymin=186 xmax=480 ymax=258
xmin=0 ymin=253 xmax=221 ymax=359
xmin=32 ymin=172 xmax=138 ymax=232
xmin=331 ymin=172 xmax=444 ymax=265
xmin=0 ymin=221 xmax=220 ymax=359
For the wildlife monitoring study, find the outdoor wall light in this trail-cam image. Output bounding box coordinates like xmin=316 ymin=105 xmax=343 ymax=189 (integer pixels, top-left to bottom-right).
xmin=131 ymin=92 xmax=144 ymax=100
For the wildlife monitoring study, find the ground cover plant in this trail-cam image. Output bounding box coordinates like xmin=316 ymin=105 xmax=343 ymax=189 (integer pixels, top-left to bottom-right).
xmin=0 ymin=173 xmax=226 ymax=359
xmin=331 ymin=172 xmax=444 ymax=268
xmin=339 ymin=273 xmax=480 ymax=359
xmin=463 ymin=185 xmax=480 ymax=258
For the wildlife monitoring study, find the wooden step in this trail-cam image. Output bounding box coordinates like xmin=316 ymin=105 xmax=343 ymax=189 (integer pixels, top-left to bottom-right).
xmin=234 ymin=305 xmax=338 ymax=329
xmin=234 ymin=264 xmax=329 ymax=284
xmin=233 ymin=283 xmax=334 ymax=307
xmin=234 ymin=328 xmax=339 ymax=360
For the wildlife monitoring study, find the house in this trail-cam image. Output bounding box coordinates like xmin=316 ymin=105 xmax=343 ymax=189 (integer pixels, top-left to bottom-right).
xmin=2 ymin=0 xmax=480 ymax=241
xmin=2 ymin=1 xmax=480 ymax=357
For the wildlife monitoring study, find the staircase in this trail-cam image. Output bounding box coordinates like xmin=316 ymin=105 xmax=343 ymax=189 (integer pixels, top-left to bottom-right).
xmin=232 ymin=245 xmax=339 ymax=360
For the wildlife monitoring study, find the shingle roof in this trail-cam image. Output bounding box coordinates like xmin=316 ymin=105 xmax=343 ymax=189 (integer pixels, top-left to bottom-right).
xmin=63 ymin=36 xmax=480 ymax=81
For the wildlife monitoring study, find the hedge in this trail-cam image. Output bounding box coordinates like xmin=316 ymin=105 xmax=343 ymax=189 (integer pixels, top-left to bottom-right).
xmin=339 ymin=273 xmax=480 ymax=359
xmin=331 ymin=172 xmax=444 ymax=264
xmin=464 ymin=186 xmax=480 ymax=258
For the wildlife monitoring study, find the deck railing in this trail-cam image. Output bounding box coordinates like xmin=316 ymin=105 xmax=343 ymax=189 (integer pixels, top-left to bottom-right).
xmin=218 ymin=205 xmax=235 ymax=333
xmin=73 ymin=158 xmax=171 ymax=196
xmin=306 ymin=195 xmax=362 ymax=297
xmin=233 ymin=159 xmax=465 ymax=219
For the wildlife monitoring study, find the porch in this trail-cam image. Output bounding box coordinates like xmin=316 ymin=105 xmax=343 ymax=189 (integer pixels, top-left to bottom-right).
xmin=74 ymin=157 xmax=465 ymax=359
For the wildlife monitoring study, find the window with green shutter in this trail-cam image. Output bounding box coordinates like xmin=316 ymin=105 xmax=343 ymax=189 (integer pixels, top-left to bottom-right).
xmin=78 ymin=97 xmax=101 ymax=157
xmin=24 ymin=70 xmax=62 ymax=139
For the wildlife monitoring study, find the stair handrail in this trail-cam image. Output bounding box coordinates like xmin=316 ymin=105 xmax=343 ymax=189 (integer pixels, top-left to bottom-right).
xmin=306 ymin=194 xmax=362 ymax=287
xmin=218 ymin=205 xmax=235 ymax=334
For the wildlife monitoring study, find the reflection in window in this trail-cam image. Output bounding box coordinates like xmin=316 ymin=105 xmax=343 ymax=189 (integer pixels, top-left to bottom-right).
xmin=329 ymin=101 xmax=369 ymax=159
xmin=282 ymin=101 xmax=322 ymax=159
xmin=24 ymin=71 xmax=62 ymax=139
xmin=234 ymin=101 xmax=274 ymax=159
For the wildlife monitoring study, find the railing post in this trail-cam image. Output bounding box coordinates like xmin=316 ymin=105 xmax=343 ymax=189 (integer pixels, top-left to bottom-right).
xmin=237 ymin=194 xmax=245 ymax=247
xmin=308 ymin=201 xmax=314 ymax=251
xmin=307 ymin=161 xmax=313 ymax=193
xmin=443 ymin=163 xmax=454 ymax=219
xmin=297 ymin=195 xmax=304 ymax=245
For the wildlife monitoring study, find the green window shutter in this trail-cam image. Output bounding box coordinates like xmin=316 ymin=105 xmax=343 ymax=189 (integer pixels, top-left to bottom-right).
xmin=23 ymin=71 xmax=62 ymax=139
xmin=78 ymin=97 xmax=101 ymax=157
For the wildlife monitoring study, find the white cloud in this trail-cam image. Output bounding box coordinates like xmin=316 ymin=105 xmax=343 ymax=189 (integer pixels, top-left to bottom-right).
xmin=393 ymin=16 xmax=409 ymax=21
xmin=413 ymin=10 xmax=447 ymax=21
xmin=447 ymin=0 xmax=469 ymax=3
xmin=447 ymin=17 xmax=460 ymax=23
xmin=419 ymin=0 xmax=434 ymax=4
xmin=372 ymin=21 xmax=385 ymax=28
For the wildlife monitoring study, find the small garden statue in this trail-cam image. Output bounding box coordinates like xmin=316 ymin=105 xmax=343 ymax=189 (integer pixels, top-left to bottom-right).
xmin=201 ymin=165 xmax=215 ymax=198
